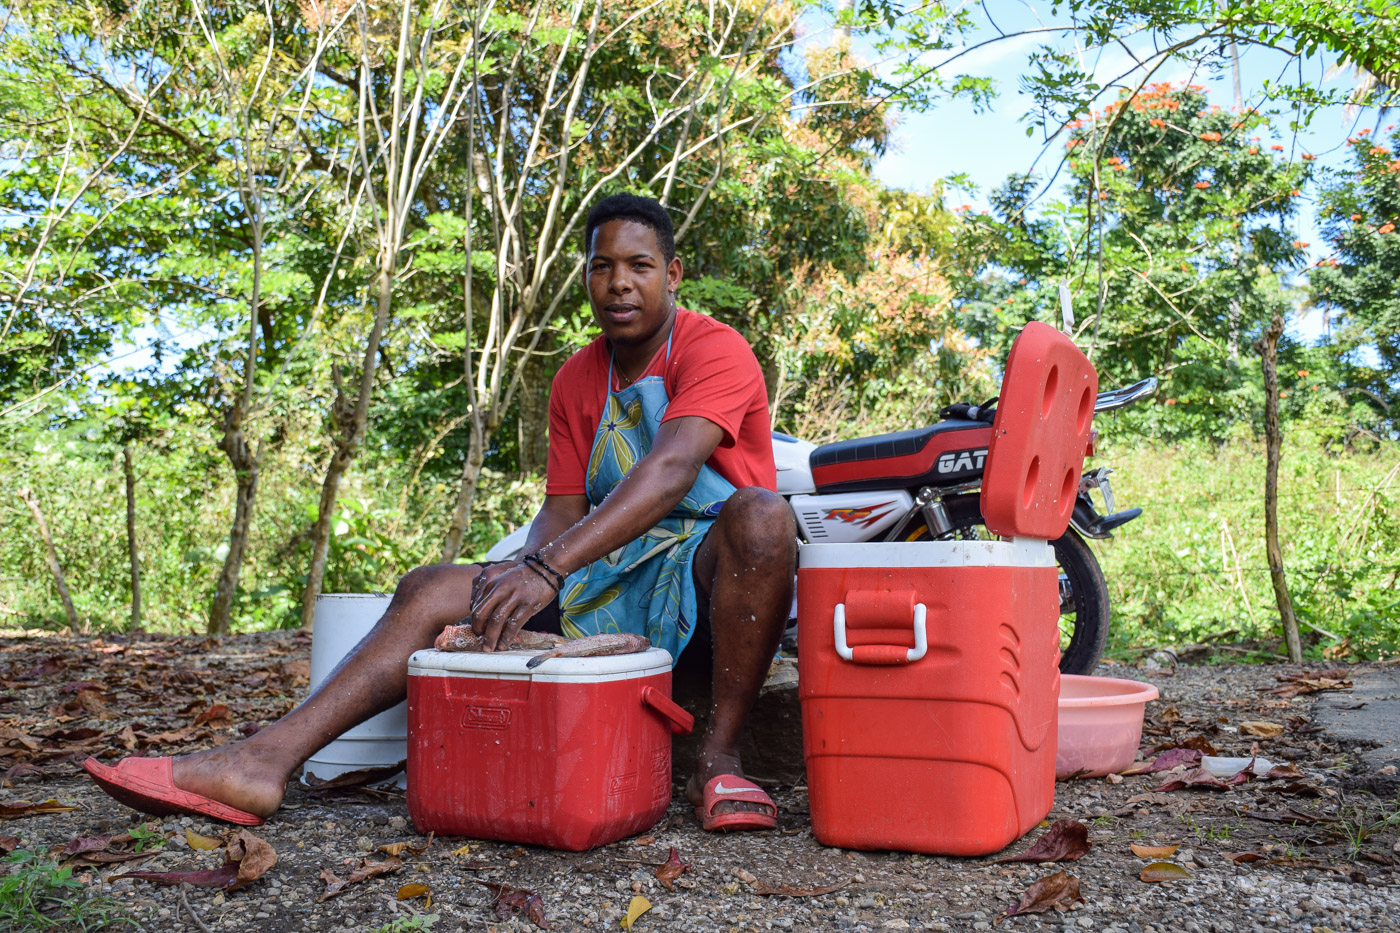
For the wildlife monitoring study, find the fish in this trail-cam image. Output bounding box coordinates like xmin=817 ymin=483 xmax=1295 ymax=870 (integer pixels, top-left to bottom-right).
xmin=434 ymin=625 xmax=566 ymax=652
xmin=525 ymin=632 xmax=652 ymax=669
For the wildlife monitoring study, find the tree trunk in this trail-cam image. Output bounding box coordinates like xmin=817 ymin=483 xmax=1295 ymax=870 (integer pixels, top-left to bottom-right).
xmin=209 ymin=404 xmax=261 ymax=635
xmin=123 ymin=444 xmax=142 ymax=631
xmin=440 ymin=413 xmax=487 ymax=562
xmin=19 ymin=487 xmax=80 ymax=634
xmin=300 ymin=369 xmax=357 ymax=629
xmin=516 ymin=338 xmax=554 ymax=476
xmin=1260 ymin=312 xmax=1303 ymax=662
xmin=299 ymin=261 xmax=395 ymax=630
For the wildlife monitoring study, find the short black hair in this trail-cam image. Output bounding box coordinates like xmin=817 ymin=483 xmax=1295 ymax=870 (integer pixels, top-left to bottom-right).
xmin=583 ymin=193 xmax=675 ymax=263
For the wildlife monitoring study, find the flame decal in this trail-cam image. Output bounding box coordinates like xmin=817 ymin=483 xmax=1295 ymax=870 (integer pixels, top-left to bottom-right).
xmin=824 ymin=502 xmax=896 ymax=528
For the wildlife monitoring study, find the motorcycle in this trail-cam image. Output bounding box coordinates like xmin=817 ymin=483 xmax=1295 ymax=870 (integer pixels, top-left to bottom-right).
xmin=485 ymin=376 xmax=1157 ymax=675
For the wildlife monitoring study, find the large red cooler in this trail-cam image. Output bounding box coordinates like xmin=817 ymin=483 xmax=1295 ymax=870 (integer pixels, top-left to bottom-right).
xmin=797 ymin=322 xmax=1098 ymax=856
xmin=798 ymin=540 xmax=1060 ymax=855
xmin=406 ymin=646 xmax=693 ymax=851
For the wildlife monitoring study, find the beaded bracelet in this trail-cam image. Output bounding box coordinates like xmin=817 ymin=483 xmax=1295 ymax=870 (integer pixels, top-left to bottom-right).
xmin=524 ymin=551 xmax=567 ymax=590
xmin=520 ymin=558 xmax=560 ymax=593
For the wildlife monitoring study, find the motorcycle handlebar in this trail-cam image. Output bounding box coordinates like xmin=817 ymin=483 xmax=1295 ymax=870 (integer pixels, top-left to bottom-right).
xmin=1094 ymin=377 xmax=1157 ymax=412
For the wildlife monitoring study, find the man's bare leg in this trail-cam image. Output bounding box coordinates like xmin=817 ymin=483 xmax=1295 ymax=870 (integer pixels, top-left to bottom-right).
xmin=685 ymin=486 xmax=797 ymax=820
xmin=164 ymin=564 xmax=482 ymax=818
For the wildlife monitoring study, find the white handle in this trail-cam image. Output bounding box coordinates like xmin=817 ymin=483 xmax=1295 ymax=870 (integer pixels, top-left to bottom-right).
xmin=833 ymin=602 xmax=928 ymax=662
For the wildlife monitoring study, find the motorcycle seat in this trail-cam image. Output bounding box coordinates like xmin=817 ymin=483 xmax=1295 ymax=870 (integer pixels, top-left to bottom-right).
xmin=810 ymin=419 xmax=992 ymax=493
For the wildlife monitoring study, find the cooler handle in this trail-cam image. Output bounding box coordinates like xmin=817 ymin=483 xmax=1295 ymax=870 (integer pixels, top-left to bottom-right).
xmin=641 ymin=686 xmax=694 ymax=735
xmin=834 ymin=602 xmax=928 ymax=665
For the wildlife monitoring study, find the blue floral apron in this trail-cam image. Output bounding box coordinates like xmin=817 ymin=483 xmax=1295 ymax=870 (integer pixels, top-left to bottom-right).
xmin=557 ymin=336 xmax=736 ymax=661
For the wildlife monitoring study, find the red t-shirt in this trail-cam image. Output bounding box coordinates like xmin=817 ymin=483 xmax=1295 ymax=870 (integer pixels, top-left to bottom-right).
xmin=546 ymin=308 xmax=776 ymax=496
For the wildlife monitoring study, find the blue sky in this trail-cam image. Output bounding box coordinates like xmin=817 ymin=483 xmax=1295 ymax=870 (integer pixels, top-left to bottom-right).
xmin=857 ymin=4 xmax=1386 ymax=344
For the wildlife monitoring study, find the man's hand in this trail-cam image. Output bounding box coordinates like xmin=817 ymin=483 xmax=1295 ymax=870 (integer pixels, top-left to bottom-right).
xmin=468 ymin=560 xmax=558 ymax=650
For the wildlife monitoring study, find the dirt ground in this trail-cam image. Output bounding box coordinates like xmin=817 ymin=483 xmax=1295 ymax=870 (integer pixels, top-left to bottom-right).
xmin=2 ymin=630 xmax=1398 ymax=933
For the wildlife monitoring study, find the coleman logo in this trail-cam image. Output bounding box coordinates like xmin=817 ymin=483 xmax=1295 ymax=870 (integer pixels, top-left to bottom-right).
xmin=937 ymin=448 xmax=988 ymax=474
xmin=461 ymin=706 xmax=512 ymax=730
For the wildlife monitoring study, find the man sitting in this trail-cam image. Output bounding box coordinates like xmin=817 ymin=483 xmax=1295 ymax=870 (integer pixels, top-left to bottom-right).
xmin=85 ymin=193 xmax=797 ymax=833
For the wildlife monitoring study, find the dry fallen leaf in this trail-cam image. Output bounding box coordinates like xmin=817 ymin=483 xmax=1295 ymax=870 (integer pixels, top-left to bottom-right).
xmin=317 ymin=858 xmax=402 ymax=901
xmin=397 ymin=883 xmax=430 ymax=900
xmin=1122 ymin=748 xmax=1203 ymax=775
xmin=479 ymin=881 xmax=549 ymax=929
xmin=451 ymin=843 xmax=472 ymax=857
xmin=993 ymin=819 xmax=1091 ymax=864
xmin=113 ymin=829 xmax=275 ymax=892
xmin=994 ymin=870 xmax=1084 ymax=923
xmin=378 ymin=838 xmax=432 ymax=858
xmin=186 ymin=829 xmax=222 ymax=851
xmin=653 ymin=847 xmax=687 ymax=890
xmin=621 ymin=895 xmax=651 ymax=930
xmin=633 ymin=835 xmax=656 ymax=846
xmin=0 ymin=798 xmax=78 ymax=820
xmin=1130 ymin=843 xmax=1180 ymax=859
xmin=1139 ymin=861 xmax=1192 ymax=882
xmin=1155 ymin=768 xmax=1230 ymax=793
xmin=1222 ymin=852 xmax=1267 ymax=864
xmin=303 ymin=760 xmax=407 ymax=794
xmin=1244 ymin=807 xmax=1338 ymax=826
xmin=1239 ymin=721 xmax=1284 ymax=739
xmin=0 ymin=835 xmax=19 ymax=854
xmin=733 ymin=867 xmax=757 ymax=884
xmin=193 ymin=704 xmax=232 ymax=727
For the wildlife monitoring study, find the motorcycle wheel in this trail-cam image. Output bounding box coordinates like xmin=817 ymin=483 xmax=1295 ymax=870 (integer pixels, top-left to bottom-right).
xmin=901 ymin=494 xmax=1110 ymax=676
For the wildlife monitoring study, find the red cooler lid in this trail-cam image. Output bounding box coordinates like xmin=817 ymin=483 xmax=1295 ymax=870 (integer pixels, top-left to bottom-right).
xmin=981 ymin=322 xmax=1098 ymax=539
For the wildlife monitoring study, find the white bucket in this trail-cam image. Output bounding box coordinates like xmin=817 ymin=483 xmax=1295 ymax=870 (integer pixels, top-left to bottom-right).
xmin=302 ymin=594 xmax=408 ymax=787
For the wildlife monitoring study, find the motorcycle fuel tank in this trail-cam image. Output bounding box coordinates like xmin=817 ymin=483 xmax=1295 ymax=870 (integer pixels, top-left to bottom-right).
xmin=790 ymin=490 xmax=916 ymax=544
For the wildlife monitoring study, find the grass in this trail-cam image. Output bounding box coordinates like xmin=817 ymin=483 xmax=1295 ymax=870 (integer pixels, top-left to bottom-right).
xmin=368 ymin=916 xmax=439 ymax=933
xmin=1175 ymin=813 xmax=1235 ymax=843
xmin=0 ymin=850 xmax=135 ymax=932
xmin=1337 ymin=798 xmax=1400 ymax=860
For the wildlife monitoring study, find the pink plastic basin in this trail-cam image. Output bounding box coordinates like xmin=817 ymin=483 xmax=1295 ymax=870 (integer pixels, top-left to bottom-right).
xmin=1056 ymin=674 xmax=1160 ymax=780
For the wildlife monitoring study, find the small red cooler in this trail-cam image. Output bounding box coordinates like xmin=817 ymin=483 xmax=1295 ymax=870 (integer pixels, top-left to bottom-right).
xmin=798 ymin=322 xmax=1098 ymax=856
xmin=406 ymin=646 xmax=693 ymax=851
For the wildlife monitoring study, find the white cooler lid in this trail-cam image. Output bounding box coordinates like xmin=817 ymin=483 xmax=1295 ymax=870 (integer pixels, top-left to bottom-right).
xmin=799 ymin=538 xmax=1054 ymax=569
xmin=408 ymin=646 xmax=673 ymax=683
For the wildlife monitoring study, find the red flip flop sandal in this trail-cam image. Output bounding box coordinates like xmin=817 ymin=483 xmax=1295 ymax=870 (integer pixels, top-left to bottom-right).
xmin=694 ymin=774 xmax=777 ymax=832
xmin=82 ymin=757 xmax=266 ymax=826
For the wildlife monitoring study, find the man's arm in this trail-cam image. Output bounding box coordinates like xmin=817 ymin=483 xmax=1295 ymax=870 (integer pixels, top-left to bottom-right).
xmin=469 ymin=415 xmax=724 ymax=648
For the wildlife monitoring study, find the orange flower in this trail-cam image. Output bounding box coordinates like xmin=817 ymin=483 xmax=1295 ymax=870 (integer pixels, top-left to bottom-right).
xmin=1380 ymin=223 xmax=1396 ymax=234
xmin=1290 ymin=189 xmax=1301 ymax=197
xmin=1370 ymin=146 xmax=1392 ymax=156
xmin=1302 ymin=153 xmax=1315 ymax=160
xmin=1271 ymin=144 xmax=1284 ymax=151
xmin=1149 ymin=118 xmax=1166 ymax=128
xmin=1292 ymin=240 xmax=1308 ymax=248
xmin=1297 ymin=370 xmax=1309 ymax=378
xmin=1165 ymin=399 xmax=1178 ymax=405
xmin=1248 ymin=147 xmax=1259 ymax=154
xmin=1199 ymin=131 xmax=1222 ymax=142
xmin=1194 ymin=181 xmax=1211 ymax=189
xmin=1352 ymin=213 xmax=1363 ymax=221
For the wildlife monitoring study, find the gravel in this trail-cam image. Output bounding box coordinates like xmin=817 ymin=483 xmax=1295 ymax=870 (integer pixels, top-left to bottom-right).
xmin=3 ymin=632 xmax=1398 ymax=932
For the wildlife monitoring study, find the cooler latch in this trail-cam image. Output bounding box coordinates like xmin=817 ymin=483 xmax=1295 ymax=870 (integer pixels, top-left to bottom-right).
xmin=834 ymin=602 xmax=928 ymax=665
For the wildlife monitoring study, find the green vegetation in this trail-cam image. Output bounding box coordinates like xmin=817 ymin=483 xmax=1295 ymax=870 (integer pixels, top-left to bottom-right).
xmin=1 ymin=1 xmax=1398 ymax=658
xmin=1095 ymin=436 xmax=1400 ymax=659
xmin=0 ymin=851 xmax=135 ymax=932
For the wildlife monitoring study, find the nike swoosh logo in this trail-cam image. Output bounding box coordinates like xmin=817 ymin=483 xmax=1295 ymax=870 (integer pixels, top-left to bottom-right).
xmin=712 ymin=781 xmax=758 ymax=796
